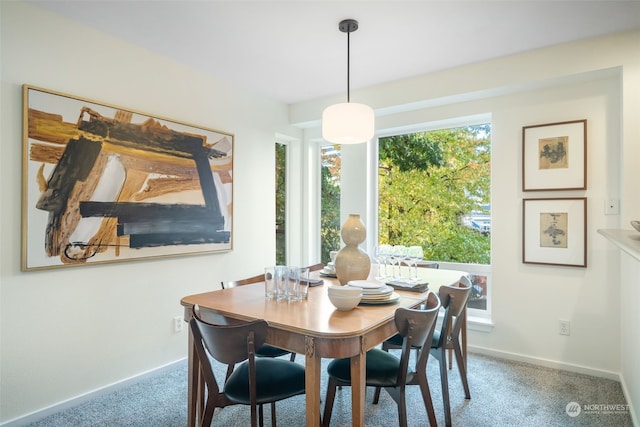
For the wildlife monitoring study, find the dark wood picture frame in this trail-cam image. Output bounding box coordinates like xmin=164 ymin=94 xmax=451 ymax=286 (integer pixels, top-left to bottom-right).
xmin=522 ymin=119 xmax=587 ymax=191
xmin=522 ymin=197 xmax=587 ymax=268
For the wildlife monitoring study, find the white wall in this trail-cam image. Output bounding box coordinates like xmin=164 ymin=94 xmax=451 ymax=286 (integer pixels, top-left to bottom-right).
xmin=620 ymin=252 xmax=640 ymax=424
xmin=0 ymin=2 xmax=300 ymax=423
xmin=474 ymin=76 xmax=622 ymax=370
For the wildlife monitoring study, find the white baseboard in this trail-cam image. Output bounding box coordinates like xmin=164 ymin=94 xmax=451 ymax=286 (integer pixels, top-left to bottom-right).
xmin=619 ymin=374 xmax=640 ymax=427
xmin=469 ymin=345 xmax=620 ymax=381
xmin=0 ymin=358 xmax=187 ymax=427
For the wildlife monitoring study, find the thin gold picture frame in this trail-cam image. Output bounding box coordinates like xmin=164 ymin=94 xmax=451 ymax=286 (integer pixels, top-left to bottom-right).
xmin=22 ymin=85 xmax=234 ymax=271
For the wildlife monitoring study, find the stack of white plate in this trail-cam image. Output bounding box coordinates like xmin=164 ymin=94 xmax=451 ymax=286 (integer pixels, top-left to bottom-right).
xmin=346 ymin=280 xmax=400 ymax=305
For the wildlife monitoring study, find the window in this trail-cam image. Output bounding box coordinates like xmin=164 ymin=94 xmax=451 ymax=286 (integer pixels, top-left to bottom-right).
xmin=320 ymin=144 xmax=341 ymax=264
xmin=275 ymin=142 xmax=287 ymax=265
xmin=377 ymin=123 xmax=491 ymax=316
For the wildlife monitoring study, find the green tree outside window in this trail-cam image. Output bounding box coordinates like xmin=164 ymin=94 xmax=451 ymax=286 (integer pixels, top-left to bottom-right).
xmin=378 ymin=125 xmax=491 ymax=264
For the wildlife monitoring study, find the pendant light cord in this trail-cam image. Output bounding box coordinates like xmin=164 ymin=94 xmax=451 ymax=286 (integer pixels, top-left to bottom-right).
xmin=347 ymin=29 xmax=351 ymax=103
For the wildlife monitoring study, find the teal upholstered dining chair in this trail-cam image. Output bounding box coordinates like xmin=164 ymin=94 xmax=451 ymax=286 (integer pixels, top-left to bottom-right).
xmin=190 ymin=305 xmax=306 ymax=427
xmin=430 ymin=275 xmax=472 ymax=426
xmin=381 ymin=275 xmax=472 ymax=426
xmin=322 ymin=292 xmax=441 ymax=427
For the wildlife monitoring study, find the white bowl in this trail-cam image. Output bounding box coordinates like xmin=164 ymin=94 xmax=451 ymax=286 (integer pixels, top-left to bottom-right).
xmin=328 ymin=288 xmax=362 ymax=311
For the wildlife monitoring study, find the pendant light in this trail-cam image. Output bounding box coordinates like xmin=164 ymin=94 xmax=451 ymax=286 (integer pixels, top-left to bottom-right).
xmin=322 ymin=19 xmax=375 ymax=144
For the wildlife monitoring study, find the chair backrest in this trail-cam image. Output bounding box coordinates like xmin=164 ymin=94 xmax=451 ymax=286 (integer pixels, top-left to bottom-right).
xmin=394 ymin=292 xmax=441 ymax=380
xmin=417 ymin=260 xmax=440 ymax=269
xmin=435 ymin=275 xmax=472 ymax=347
xmin=190 ymin=306 xmax=271 ymax=425
xmin=191 ymin=305 xmax=269 ymax=365
xmin=395 ymin=292 xmax=441 ymax=348
xmin=222 ymin=273 xmax=265 ymax=289
xmin=306 ymin=263 xmax=325 ymax=272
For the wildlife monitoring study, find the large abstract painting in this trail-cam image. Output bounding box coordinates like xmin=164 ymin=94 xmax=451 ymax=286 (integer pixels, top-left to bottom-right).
xmin=22 ymin=85 xmax=233 ymax=271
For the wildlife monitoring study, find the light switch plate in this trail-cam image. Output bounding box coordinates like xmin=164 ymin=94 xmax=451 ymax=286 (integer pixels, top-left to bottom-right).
xmin=604 ymin=199 xmax=619 ymax=215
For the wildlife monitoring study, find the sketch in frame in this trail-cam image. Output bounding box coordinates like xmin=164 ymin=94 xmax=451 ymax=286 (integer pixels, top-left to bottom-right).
xmin=22 ymin=85 xmax=234 ymax=271
xmin=539 ymin=211 xmax=568 ymax=248
xmin=522 ymin=120 xmax=586 ymax=191
xmin=522 ymin=197 xmax=586 ymax=268
xmin=538 ymin=136 xmax=568 ymax=170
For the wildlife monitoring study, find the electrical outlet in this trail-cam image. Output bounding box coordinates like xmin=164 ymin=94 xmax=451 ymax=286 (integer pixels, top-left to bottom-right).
xmin=559 ymin=319 xmax=570 ymax=336
xmin=173 ymin=316 xmax=184 ymax=333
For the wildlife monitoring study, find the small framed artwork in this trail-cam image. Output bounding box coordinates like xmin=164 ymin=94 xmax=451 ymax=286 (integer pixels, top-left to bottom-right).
xmin=522 ymin=198 xmax=587 ymax=267
xmin=522 ymin=119 xmax=587 ymax=191
xmin=22 ymin=85 xmax=234 ymax=271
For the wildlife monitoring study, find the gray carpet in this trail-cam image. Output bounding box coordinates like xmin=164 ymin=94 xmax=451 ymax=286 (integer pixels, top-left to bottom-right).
xmin=26 ymin=352 xmax=632 ymax=426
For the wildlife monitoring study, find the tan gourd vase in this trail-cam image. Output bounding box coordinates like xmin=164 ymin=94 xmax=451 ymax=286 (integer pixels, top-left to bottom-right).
xmin=334 ymin=214 xmax=371 ymax=285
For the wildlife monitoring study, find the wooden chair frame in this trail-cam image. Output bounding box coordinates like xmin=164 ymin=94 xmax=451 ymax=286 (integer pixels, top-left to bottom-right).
xmin=323 ymin=292 xmax=441 ymax=427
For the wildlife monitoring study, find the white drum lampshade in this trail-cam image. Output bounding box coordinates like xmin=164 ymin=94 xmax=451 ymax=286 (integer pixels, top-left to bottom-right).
xmin=322 ymin=102 xmax=375 ymax=144
xmin=322 ymin=19 xmax=375 ymax=145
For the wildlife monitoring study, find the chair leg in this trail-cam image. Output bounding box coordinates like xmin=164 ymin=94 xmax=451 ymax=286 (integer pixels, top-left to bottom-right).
xmin=251 ymin=403 xmax=259 ymax=427
xmin=453 ymin=341 xmax=471 ymax=399
xmin=197 ymin=368 xmax=206 ymax=424
xmin=372 ymin=386 xmax=382 ymax=404
xmin=417 ymin=373 xmax=438 ymax=426
xmin=438 ymin=351 xmax=452 ymax=427
xmin=322 ymin=378 xmax=339 ymax=427
xmin=396 ymin=388 xmax=408 ymax=427
xmin=225 ymin=363 xmax=235 ymax=381
xmin=270 ymin=402 xmax=277 ymax=427
xmin=385 ymin=386 xmax=407 ymax=427
xmin=383 ymin=385 xmax=410 ymax=427
xmin=201 ymin=394 xmax=216 ymax=427
xmin=289 ymin=352 xmax=296 ymax=362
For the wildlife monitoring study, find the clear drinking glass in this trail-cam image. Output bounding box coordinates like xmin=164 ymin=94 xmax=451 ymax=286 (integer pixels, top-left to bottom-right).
xmin=274 ymin=265 xmax=289 ymax=301
xmin=286 ymin=266 xmax=301 ymax=302
xmin=295 ymin=267 xmax=310 ymax=300
xmin=264 ymin=267 xmax=276 ymax=300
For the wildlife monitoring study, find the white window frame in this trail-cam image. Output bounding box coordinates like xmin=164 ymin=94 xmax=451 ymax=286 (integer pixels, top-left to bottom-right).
xmin=367 ymin=114 xmax=493 ymax=331
xmin=436 ymin=261 xmax=493 ymax=331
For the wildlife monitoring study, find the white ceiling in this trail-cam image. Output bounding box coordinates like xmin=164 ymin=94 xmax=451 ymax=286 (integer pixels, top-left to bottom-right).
xmin=29 ymin=1 xmax=640 ymax=104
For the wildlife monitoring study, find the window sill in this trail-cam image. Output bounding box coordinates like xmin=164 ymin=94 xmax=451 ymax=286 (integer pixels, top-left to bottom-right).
xmin=437 ymin=312 xmax=494 ymax=333
xmin=467 ymin=315 xmax=494 ymax=333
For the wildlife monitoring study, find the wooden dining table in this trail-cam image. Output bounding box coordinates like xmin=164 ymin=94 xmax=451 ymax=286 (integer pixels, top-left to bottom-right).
xmin=180 ymin=267 xmax=468 ymax=427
